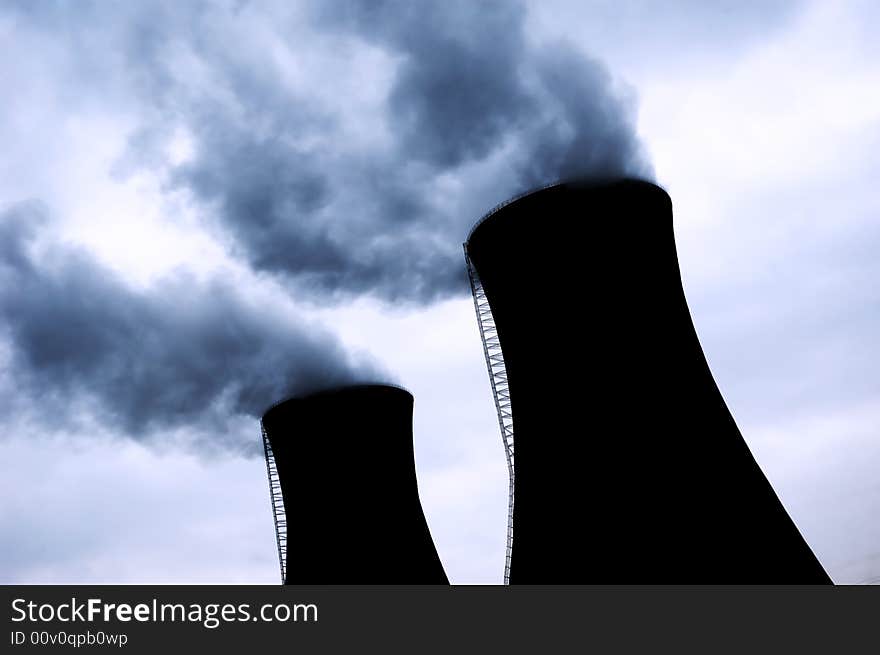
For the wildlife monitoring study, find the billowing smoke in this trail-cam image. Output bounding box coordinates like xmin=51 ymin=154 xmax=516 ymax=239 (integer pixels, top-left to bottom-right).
xmin=0 ymin=203 xmax=384 ymax=451
xmin=1 ymin=0 xmax=651 ymax=447
xmin=320 ymin=1 xmax=652 ymax=184
xmin=179 ymin=0 xmax=653 ymax=302
xmin=6 ymin=0 xmax=651 ymax=304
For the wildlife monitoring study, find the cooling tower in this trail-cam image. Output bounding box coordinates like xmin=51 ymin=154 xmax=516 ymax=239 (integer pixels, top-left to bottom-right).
xmin=465 ymin=179 xmax=831 ymax=584
xmin=261 ymin=384 xmax=448 ymax=584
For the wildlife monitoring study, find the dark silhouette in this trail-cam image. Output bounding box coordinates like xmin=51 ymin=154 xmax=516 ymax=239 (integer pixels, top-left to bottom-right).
xmin=465 ymin=179 xmax=831 ymax=584
xmin=261 ymin=384 xmax=448 ymax=584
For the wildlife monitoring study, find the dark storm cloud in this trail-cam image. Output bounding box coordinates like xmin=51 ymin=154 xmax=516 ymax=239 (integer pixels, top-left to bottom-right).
xmin=4 ymin=0 xmax=651 ymax=303
xmin=0 ymin=203 xmax=383 ymax=450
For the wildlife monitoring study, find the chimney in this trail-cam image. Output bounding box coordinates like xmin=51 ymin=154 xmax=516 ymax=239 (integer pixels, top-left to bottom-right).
xmin=261 ymin=384 xmax=448 ymax=584
xmin=464 ymin=179 xmax=831 ymax=584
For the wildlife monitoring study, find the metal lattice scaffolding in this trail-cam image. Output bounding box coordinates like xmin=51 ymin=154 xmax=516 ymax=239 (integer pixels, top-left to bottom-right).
xmin=465 ymin=246 xmax=515 ymax=585
xmin=261 ymin=421 xmax=287 ymax=583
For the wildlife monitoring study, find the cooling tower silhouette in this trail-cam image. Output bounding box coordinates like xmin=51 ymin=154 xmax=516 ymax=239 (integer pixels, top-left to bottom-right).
xmin=465 ymin=179 xmax=831 ymax=584
xmin=261 ymin=384 xmax=448 ymax=584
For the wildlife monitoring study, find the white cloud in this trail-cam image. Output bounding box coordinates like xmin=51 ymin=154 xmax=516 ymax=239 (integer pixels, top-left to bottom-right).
xmin=0 ymin=435 xmax=278 ymax=584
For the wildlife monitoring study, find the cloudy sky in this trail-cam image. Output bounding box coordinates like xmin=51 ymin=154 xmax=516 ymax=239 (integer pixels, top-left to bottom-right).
xmin=1 ymin=0 xmax=878 ymax=584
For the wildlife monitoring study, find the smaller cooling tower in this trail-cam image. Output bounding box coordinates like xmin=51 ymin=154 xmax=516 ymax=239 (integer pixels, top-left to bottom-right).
xmin=261 ymin=384 xmax=448 ymax=584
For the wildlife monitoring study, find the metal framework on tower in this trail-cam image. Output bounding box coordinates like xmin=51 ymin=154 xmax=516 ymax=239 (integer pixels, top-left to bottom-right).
xmin=261 ymin=422 xmax=287 ymax=583
xmin=465 ymin=246 xmax=515 ymax=585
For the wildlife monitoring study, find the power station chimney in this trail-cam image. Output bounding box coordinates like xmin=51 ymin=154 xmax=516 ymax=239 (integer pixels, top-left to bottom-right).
xmin=261 ymin=384 xmax=448 ymax=584
xmin=464 ymin=179 xmax=831 ymax=584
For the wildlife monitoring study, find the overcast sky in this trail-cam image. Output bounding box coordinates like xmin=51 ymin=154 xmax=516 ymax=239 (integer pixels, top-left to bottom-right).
xmin=1 ymin=0 xmax=878 ymax=584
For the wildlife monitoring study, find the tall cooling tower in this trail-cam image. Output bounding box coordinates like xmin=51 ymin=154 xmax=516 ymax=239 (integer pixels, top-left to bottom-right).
xmin=261 ymin=384 xmax=448 ymax=584
xmin=464 ymin=179 xmax=831 ymax=584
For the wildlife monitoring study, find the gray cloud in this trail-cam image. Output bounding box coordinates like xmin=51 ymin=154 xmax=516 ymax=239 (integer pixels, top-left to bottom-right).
xmin=0 ymin=203 xmax=383 ymax=451
xmin=6 ymin=0 xmax=651 ymax=303
xmin=323 ymin=2 xmax=537 ymax=170
xmin=321 ymin=0 xmax=651 ymax=183
xmin=185 ymin=0 xmax=651 ymax=301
